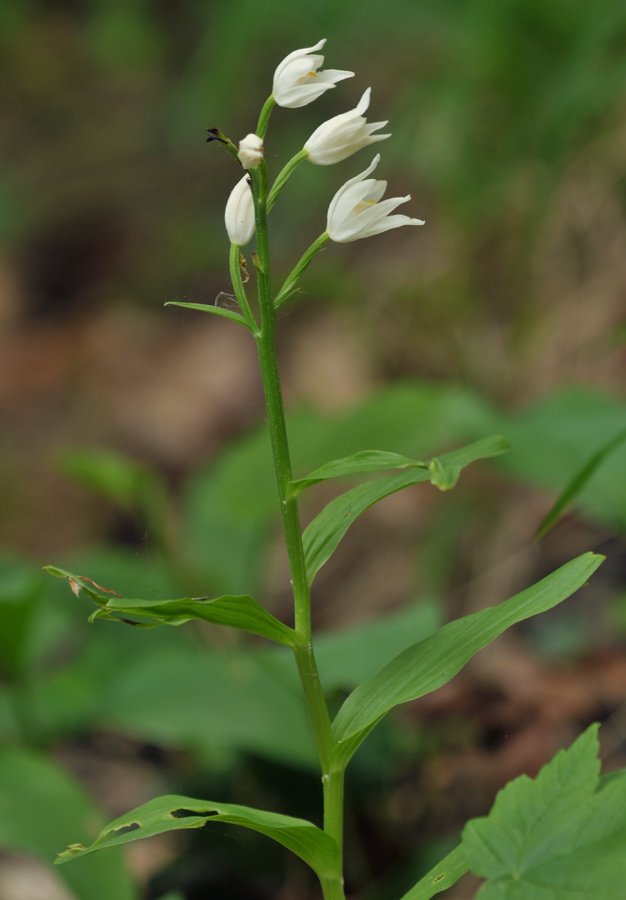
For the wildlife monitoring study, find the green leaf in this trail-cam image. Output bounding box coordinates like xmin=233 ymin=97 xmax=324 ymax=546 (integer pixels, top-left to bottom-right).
xmin=398 ymin=844 xmax=469 ymax=900
xmin=288 ymin=450 xmax=430 ymax=497
xmin=0 ymin=559 xmax=44 ymax=679
xmin=165 ymin=300 xmax=254 ymax=330
xmin=535 ymin=425 xmax=626 ymax=539
xmin=332 ymin=553 xmax=603 ymax=762
xmin=302 ymin=437 xmax=510 ymax=583
xmin=56 ymin=794 xmax=339 ymax=881
xmin=290 ymin=436 xmax=509 ymax=498
xmin=44 ymin=568 xmax=295 ymax=647
xmin=0 ymin=747 xmax=136 ymax=900
xmin=463 ymin=724 xmax=626 ymax=899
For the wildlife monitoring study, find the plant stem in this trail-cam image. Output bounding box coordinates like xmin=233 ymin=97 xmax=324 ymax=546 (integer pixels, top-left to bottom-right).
xmin=229 ymin=241 xmax=260 ymax=334
xmin=267 ymin=149 xmax=309 ymax=212
xmin=250 ymin=163 xmax=346 ymax=898
xmin=256 ymin=95 xmax=276 ymax=139
xmin=275 ymin=232 xmax=330 ymax=308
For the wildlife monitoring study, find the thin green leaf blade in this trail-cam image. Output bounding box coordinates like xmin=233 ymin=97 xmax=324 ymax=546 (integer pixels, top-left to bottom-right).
xmin=302 ymin=437 xmax=510 ymax=583
xmin=45 ymin=568 xmax=295 ymax=646
xmin=288 ymin=450 xmax=428 ymax=497
xmin=165 ymin=301 xmax=253 ymax=330
xmin=56 ymin=795 xmax=339 ymax=880
xmin=463 ymin=724 xmax=626 ymax=899
xmin=428 ymin=435 xmax=511 ymax=490
xmin=535 ymin=425 xmax=626 ymax=539
xmin=332 ymin=553 xmax=603 ymax=749
xmin=399 ymin=844 xmax=469 ymax=900
xmin=303 ymin=469 xmax=431 ymax=583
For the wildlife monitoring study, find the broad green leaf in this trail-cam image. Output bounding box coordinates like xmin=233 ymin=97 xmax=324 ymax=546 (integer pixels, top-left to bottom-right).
xmin=303 ymin=437 xmax=510 ymax=583
xmin=0 ymin=558 xmax=44 ymax=678
xmin=56 ymin=794 xmax=339 ymax=881
xmin=535 ymin=425 xmax=626 ymax=539
xmin=45 ymin=567 xmax=295 ymax=646
xmin=290 ymin=436 xmax=509 ymax=498
xmin=101 ymin=645 xmax=316 ymax=767
xmin=0 ymin=747 xmax=136 ymax=900
xmin=463 ymin=724 xmax=626 ymax=899
xmin=399 ymin=844 xmax=469 ymax=900
xmin=332 ymin=553 xmax=603 ymax=760
xmin=165 ymin=300 xmax=254 ymax=330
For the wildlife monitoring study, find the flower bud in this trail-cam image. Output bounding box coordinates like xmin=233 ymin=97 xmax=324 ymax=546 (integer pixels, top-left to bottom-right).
xmin=238 ymin=133 xmax=264 ymax=169
xmin=304 ymin=88 xmax=390 ymax=166
xmin=326 ymin=155 xmax=424 ymax=242
xmin=225 ymin=175 xmax=255 ymax=246
xmin=273 ymin=39 xmax=354 ymax=109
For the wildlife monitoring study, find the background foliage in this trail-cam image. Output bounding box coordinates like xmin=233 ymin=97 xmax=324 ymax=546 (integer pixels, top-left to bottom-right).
xmin=1 ymin=1 xmax=625 ymax=898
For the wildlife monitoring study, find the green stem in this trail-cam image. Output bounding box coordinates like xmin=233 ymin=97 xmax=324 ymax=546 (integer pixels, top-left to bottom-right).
xmin=229 ymin=242 xmax=260 ymax=334
xmin=275 ymin=231 xmax=330 ymax=308
xmin=267 ymin=149 xmax=309 ymax=212
xmin=256 ymin=95 xmax=276 ymax=139
xmin=249 ymin=162 xmax=345 ymax=897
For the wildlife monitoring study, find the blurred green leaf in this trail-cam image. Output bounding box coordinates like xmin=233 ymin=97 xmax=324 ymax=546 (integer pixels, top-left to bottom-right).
xmin=332 ymin=553 xmax=603 ymax=762
xmin=0 ymin=559 xmax=44 ymax=679
xmin=535 ymin=425 xmax=626 ymax=539
xmin=0 ymin=747 xmax=136 ymax=900
xmin=56 ymin=793 xmax=339 ymax=880
xmin=463 ymin=724 xmax=626 ymax=899
xmin=45 ymin=567 xmax=295 ymax=646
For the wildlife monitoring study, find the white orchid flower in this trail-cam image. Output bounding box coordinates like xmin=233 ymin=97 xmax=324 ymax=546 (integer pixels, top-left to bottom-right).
xmin=225 ymin=175 xmax=255 ymax=246
xmin=326 ymin=155 xmax=424 ymax=242
xmin=304 ymin=88 xmax=390 ymax=165
xmin=238 ymin=133 xmax=264 ymax=169
xmin=272 ymin=39 xmax=354 ymax=109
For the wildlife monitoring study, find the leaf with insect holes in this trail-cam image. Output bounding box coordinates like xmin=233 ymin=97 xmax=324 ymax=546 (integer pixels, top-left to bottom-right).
xmin=44 ymin=567 xmax=295 ymax=647
xmin=331 ymin=553 xmax=603 ymax=767
xmin=55 ymin=795 xmax=339 ymax=881
xmin=302 ymin=436 xmax=510 ymax=583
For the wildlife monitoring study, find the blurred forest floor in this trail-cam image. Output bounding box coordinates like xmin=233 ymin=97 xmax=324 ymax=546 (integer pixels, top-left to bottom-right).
xmin=1 ymin=1 xmax=626 ymax=898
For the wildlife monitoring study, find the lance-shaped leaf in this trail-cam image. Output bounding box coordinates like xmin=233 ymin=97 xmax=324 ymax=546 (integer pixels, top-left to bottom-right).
xmin=331 ymin=553 xmax=602 ymax=763
xmin=535 ymin=425 xmax=626 ymax=539
xmin=44 ymin=567 xmax=295 ymax=647
xmin=398 ymin=844 xmax=469 ymax=900
xmin=462 ymin=724 xmax=626 ymax=899
xmin=302 ymin=437 xmax=510 ymax=583
xmin=165 ymin=301 xmax=254 ymax=331
xmin=56 ymin=795 xmax=339 ymax=882
xmin=290 ymin=436 xmax=509 ymax=498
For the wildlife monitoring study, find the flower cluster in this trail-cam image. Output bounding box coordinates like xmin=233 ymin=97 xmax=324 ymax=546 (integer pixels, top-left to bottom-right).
xmin=224 ymin=41 xmax=423 ymax=248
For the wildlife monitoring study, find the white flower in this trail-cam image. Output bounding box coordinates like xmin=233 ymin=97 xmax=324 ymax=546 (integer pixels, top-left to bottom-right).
xmin=238 ymin=133 xmax=264 ymax=169
xmin=225 ymin=175 xmax=255 ymax=246
xmin=326 ymin=155 xmax=425 ymax=242
xmin=273 ymin=39 xmax=354 ymax=109
xmin=304 ymin=88 xmax=390 ymax=165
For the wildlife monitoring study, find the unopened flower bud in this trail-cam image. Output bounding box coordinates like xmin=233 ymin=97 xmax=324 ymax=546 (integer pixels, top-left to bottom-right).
xmin=225 ymin=176 xmax=255 ymax=246
xmin=238 ymin=133 xmax=264 ymax=169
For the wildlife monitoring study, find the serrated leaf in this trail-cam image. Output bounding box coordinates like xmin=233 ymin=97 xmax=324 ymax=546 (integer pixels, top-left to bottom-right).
xmin=463 ymin=724 xmax=626 ymax=899
xmin=332 ymin=553 xmax=603 ymax=762
xmin=45 ymin=568 xmax=295 ymax=647
xmin=399 ymin=844 xmax=469 ymax=900
xmin=56 ymin=794 xmax=339 ymax=880
xmin=302 ymin=437 xmax=509 ymax=583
